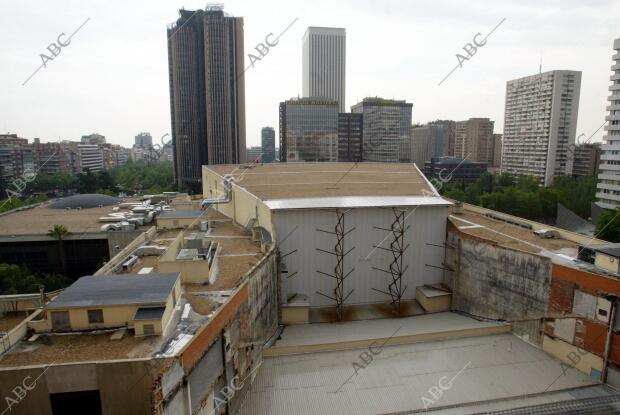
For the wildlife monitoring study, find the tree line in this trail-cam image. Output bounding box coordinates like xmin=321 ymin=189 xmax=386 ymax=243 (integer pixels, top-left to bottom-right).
xmin=0 ymin=161 xmax=175 ymax=213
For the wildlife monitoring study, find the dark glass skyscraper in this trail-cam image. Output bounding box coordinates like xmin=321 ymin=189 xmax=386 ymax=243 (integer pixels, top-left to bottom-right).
xmin=167 ymin=6 xmax=246 ymax=192
xmin=261 ymin=127 xmax=276 ymax=163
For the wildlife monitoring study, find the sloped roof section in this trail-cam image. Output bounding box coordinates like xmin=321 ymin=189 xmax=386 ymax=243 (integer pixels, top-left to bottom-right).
xmin=47 ymin=273 xmax=179 ymax=309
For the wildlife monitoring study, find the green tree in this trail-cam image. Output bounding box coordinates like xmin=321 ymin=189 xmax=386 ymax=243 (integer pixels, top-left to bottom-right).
xmin=596 ymin=208 xmax=620 ymax=242
xmin=47 ymin=224 xmax=70 ymax=275
xmin=0 ymin=264 xmax=71 ymax=294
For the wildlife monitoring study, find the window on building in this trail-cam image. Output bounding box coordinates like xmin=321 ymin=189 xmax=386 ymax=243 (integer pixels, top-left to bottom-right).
xmin=143 ymin=324 xmax=155 ymax=335
xmin=87 ymin=309 xmax=104 ymax=324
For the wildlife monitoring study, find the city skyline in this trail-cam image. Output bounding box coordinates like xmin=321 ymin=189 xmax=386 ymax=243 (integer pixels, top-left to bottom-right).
xmin=1 ymin=0 xmax=618 ymax=149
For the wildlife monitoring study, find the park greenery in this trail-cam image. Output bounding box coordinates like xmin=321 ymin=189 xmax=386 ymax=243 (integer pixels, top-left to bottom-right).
xmin=0 ymin=161 xmax=175 ymax=213
xmin=440 ymin=172 xmax=597 ymax=222
xmin=0 ymin=264 xmax=71 ymax=295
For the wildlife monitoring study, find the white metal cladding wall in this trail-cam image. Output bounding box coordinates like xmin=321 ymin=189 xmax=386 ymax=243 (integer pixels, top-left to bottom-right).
xmin=274 ymin=205 xmax=448 ymax=307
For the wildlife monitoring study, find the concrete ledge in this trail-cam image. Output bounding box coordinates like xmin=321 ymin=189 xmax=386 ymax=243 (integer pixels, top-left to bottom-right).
xmin=264 ymin=324 xmax=511 ymax=356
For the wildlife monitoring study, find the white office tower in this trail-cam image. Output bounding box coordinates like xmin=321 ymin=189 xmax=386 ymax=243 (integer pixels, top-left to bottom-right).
xmin=597 ymin=38 xmax=620 ymax=209
xmin=501 ymin=70 xmax=581 ymax=186
xmin=302 ymin=27 xmax=346 ymax=112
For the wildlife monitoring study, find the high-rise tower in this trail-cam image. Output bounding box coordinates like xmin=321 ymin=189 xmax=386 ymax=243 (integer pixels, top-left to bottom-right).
xmin=302 ymin=27 xmax=346 ymax=112
xmin=167 ymin=6 xmax=246 ymax=192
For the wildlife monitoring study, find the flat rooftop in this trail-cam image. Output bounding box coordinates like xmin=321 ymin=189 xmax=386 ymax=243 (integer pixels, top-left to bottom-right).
xmin=0 ymin=204 xmax=116 ymax=236
xmin=238 ymin=332 xmax=600 ymax=415
xmin=207 ymin=163 xmax=437 ymax=200
xmin=449 ymin=211 xmax=579 ymax=255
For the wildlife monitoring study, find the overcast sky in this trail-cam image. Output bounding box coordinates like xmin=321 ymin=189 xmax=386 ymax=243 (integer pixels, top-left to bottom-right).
xmin=0 ymin=0 xmax=618 ymax=148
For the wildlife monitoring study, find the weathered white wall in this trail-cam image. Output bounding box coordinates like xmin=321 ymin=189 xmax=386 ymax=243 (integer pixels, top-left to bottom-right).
xmin=274 ymin=205 xmax=449 ymax=307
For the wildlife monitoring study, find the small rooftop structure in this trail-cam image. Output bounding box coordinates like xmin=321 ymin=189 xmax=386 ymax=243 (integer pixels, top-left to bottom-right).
xmin=46 ymin=273 xmax=180 ymax=309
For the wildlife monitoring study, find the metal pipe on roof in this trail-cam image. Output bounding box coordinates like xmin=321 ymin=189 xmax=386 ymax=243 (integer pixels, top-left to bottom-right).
xmin=200 ymin=175 xmax=233 ymax=209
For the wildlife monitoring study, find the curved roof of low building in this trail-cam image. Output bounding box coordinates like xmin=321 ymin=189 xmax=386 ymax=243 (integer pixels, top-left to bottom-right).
xmin=48 ymin=194 xmax=120 ymax=209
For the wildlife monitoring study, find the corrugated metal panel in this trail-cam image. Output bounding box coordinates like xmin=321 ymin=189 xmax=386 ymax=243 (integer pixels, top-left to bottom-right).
xmin=265 ymin=196 xmax=452 ymax=210
xmin=275 ymin=206 xmax=449 ymax=307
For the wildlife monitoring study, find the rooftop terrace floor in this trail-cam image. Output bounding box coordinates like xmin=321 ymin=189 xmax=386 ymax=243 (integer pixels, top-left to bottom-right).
xmin=239 ymin=331 xmax=600 ymax=415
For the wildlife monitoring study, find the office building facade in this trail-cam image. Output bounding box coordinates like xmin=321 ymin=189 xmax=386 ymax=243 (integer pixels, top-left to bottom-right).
xmin=261 ymin=127 xmax=276 ymax=163
xmin=302 ymin=27 xmax=346 ymax=112
xmin=411 ymin=123 xmax=450 ymax=167
xmin=279 ymin=98 xmax=339 ymax=162
xmin=597 ymin=38 xmax=620 ymax=208
xmin=168 ymin=6 xmax=246 ymax=192
xmin=502 ymin=70 xmax=581 ymax=186
xmin=424 ymin=157 xmax=488 ymax=183
xmin=338 ymin=113 xmax=363 ymax=162
xmin=351 ymin=98 xmax=412 ymax=163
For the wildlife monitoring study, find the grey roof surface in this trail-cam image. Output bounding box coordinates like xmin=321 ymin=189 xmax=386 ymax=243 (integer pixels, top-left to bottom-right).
xmin=46 ymin=273 xmax=179 ymax=309
xmin=238 ymin=333 xmax=598 ymax=415
xmin=48 ymin=193 xmax=120 ymax=209
xmin=590 ymin=243 xmax=620 ymax=257
xmin=478 ymin=394 xmax=620 ymax=414
xmin=159 ymin=210 xmax=204 ymax=219
xmin=133 ymin=306 xmax=166 ymax=321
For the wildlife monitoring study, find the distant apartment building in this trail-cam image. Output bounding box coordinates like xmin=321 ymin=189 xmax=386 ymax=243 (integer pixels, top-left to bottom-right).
xmin=78 ymin=144 xmax=104 ymax=172
xmin=0 ymin=134 xmax=28 ymax=145
xmin=424 ymin=157 xmax=488 ymax=183
xmin=502 ymin=70 xmax=581 ymax=186
xmin=427 ymin=120 xmax=456 ymax=156
xmin=351 ymin=97 xmax=413 ymax=163
xmin=101 ymin=144 xmax=131 ymax=169
xmin=338 ymin=113 xmax=363 ymax=162
xmin=493 ymin=134 xmax=502 ymax=167
xmin=134 ymin=132 xmax=153 ymax=147
xmin=0 ymin=135 xmax=33 ymax=183
xmin=454 ymin=118 xmax=495 ymax=165
xmin=261 ymin=127 xmax=276 ymax=163
xmin=247 ymin=146 xmax=262 ymax=162
xmin=302 ymin=27 xmax=346 ymax=112
xmin=279 ymin=98 xmax=339 ymax=162
xmin=411 ymin=123 xmax=450 ymax=167
xmin=81 ymin=133 xmax=106 ymax=145
xmin=168 ymin=6 xmax=246 ymax=192
xmin=32 ymin=139 xmax=81 ymax=175
xmin=572 ymin=143 xmax=602 ymax=177
xmin=597 ymin=38 xmax=620 ymax=208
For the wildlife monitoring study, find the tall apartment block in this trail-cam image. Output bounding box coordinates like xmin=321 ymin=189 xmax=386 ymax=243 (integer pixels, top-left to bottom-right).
xmin=338 ymin=113 xmax=363 ymax=162
xmin=168 ymin=6 xmax=246 ymax=192
xmin=454 ymin=118 xmax=495 ymax=165
xmin=502 ymin=70 xmax=581 ymax=186
xmin=597 ymin=38 xmax=620 ymax=208
xmin=302 ymin=27 xmax=346 ymax=112
xmin=351 ymin=98 xmax=413 ymax=163
xmin=573 ymin=143 xmax=601 ymax=177
xmin=261 ymin=127 xmax=276 ymax=163
xmin=411 ymin=123 xmax=449 ymax=167
xmin=279 ymin=98 xmax=339 ymax=162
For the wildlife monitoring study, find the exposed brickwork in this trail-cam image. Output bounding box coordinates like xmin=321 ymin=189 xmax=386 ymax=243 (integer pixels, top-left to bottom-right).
xmin=574 ymin=319 xmax=607 ymax=356
xmin=547 ymin=279 xmax=575 ymax=316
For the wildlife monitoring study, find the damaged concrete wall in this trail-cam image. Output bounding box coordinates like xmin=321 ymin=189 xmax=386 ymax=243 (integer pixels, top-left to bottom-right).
xmin=160 ymin=249 xmax=279 ymax=415
xmin=448 ymin=231 xmax=552 ymax=320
